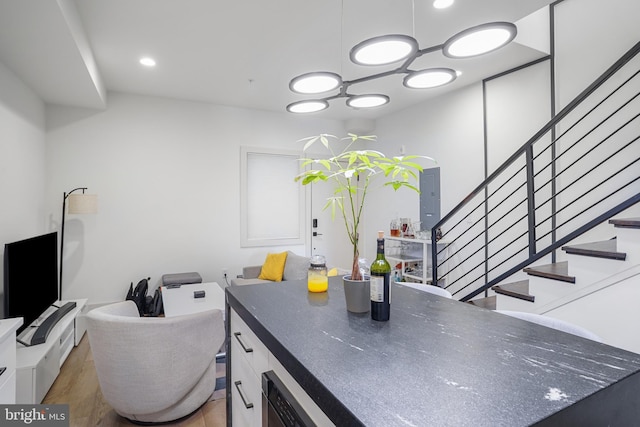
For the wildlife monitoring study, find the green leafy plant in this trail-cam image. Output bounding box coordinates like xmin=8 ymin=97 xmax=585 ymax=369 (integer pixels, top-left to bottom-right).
xmin=295 ymin=134 xmax=435 ymax=280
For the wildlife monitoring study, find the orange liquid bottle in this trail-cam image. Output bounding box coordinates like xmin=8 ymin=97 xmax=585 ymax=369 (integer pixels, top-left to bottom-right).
xmin=308 ymin=255 xmax=328 ymax=292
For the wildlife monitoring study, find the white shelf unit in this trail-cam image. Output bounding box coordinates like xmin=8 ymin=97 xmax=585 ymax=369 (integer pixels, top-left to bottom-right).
xmin=16 ymin=299 xmax=88 ymax=404
xmin=385 ymin=236 xmax=448 ymax=286
xmin=0 ymin=318 xmax=23 ymax=403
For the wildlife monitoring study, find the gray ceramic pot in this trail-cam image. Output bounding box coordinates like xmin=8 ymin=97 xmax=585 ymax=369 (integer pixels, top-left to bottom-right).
xmin=343 ymin=275 xmax=370 ymax=313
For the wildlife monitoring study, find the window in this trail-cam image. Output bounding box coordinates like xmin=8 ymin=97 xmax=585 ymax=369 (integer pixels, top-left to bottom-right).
xmin=240 ymin=147 xmax=305 ymax=247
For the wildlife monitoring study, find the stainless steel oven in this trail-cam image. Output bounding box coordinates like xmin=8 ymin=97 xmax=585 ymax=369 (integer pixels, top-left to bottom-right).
xmin=262 ymin=370 xmax=316 ymax=427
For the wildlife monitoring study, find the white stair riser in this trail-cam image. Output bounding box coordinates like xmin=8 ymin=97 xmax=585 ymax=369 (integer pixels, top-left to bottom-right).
xmin=494 ymin=293 xmax=536 ymax=311
xmin=615 ymin=228 xmax=640 ymax=262
xmin=543 ymin=277 xmax=640 ymax=354
xmin=567 ymin=255 xmax=627 ymax=285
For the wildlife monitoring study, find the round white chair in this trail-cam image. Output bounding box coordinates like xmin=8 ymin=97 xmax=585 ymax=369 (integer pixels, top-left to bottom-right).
xmin=495 ymin=310 xmax=602 ymax=342
xmin=397 ymin=282 xmax=453 ymax=298
xmin=86 ymin=300 xmax=225 ymax=423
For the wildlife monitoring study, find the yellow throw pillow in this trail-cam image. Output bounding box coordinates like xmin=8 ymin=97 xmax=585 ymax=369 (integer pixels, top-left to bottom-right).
xmin=258 ymin=252 xmax=288 ymax=282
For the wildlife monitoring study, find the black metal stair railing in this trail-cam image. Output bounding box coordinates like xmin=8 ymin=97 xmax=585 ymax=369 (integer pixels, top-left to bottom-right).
xmin=431 ymin=41 xmax=640 ymax=302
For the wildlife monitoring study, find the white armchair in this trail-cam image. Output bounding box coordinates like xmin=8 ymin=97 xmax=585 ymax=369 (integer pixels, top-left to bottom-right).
xmin=86 ymin=300 xmax=224 ymax=423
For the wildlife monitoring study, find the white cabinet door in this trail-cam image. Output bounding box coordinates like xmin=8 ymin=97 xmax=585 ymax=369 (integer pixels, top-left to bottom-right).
xmin=231 ymin=344 xmax=261 ymax=427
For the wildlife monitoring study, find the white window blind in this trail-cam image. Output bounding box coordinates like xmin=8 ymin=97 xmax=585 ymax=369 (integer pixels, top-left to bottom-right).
xmin=240 ymin=147 xmax=304 ymax=247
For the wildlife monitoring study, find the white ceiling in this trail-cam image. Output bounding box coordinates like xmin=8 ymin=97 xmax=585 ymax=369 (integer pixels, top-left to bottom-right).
xmin=0 ymin=0 xmax=555 ymax=121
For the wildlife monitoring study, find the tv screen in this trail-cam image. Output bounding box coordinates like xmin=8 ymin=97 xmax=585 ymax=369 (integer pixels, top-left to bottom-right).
xmin=3 ymin=232 xmax=58 ymax=336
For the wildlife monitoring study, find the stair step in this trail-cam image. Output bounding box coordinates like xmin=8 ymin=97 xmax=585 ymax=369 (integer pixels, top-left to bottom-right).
xmin=609 ymin=217 xmax=640 ymax=229
xmin=467 ymin=295 xmax=496 ymax=310
xmin=523 ymin=261 xmax=575 ymax=283
xmin=492 ymin=280 xmax=535 ymax=302
xmin=561 ymin=238 xmax=626 ymax=260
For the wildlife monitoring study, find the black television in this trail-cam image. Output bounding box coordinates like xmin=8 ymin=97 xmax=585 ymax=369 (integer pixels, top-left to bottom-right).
xmin=3 ymin=232 xmax=59 ymax=337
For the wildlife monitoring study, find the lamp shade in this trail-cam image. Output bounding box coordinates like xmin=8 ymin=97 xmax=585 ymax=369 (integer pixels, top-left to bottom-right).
xmin=67 ymin=194 xmax=98 ymax=214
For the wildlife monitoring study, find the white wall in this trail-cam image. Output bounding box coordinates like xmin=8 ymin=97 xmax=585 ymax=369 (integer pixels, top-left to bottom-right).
xmin=550 ymin=0 xmax=640 ymax=249
xmin=363 ymin=84 xmax=485 ymax=265
xmin=45 ymin=92 xmax=344 ymax=303
xmin=554 ymin=0 xmax=640 ymax=110
xmin=0 ymin=61 xmax=46 ymax=316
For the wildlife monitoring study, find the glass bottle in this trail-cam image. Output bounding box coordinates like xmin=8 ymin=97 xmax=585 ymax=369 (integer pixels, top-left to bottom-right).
xmin=308 ymin=255 xmax=328 ymax=293
xmin=370 ymin=231 xmax=391 ymax=321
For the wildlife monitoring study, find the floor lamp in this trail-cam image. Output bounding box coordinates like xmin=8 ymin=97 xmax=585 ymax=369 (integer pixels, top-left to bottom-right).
xmin=60 ymin=187 xmax=98 ymax=301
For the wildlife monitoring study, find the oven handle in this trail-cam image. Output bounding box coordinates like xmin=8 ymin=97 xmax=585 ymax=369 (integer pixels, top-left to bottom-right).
xmin=234 ymin=380 xmax=254 ymax=409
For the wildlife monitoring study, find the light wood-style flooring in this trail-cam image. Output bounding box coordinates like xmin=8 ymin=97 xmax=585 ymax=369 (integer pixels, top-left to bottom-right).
xmin=42 ymin=335 xmax=226 ymax=427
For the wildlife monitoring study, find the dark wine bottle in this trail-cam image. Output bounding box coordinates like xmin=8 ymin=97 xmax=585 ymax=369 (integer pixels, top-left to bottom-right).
xmin=370 ymin=231 xmax=391 ymax=321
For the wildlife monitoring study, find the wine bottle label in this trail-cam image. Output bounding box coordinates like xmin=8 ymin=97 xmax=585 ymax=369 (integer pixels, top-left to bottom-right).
xmin=370 ymin=276 xmax=384 ymax=302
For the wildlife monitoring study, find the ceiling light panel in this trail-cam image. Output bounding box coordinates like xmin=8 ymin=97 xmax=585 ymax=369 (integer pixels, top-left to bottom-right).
xmin=290 ymin=72 xmax=342 ymax=94
xmin=404 ymin=68 xmax=457 ymax=89
xmin=286 ymin=100 xmax=329 ymax=113
xmin=443 ymin=22 xmax=517 ymax=58
xmin=350 ymin=35 xmax=419 ymax=66
xmin=347 ymin=94 xmax=390 ymax=109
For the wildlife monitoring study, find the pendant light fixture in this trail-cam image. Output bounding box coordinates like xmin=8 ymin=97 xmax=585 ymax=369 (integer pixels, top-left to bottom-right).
xmin=287 ymin=20 xmax=517 ymax=114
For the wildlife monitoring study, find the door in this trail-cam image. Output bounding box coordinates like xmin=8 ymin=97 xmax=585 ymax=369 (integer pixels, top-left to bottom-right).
xmin=420 ymin=167 xmax=441 ymax=231
xmin=310 ymin=180 xmax=353 ymax=272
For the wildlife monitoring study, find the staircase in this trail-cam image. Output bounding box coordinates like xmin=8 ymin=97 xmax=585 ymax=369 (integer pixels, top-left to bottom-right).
xmin=483 ymin=218 xmax=640 ymax=352
xmin=431 ymin=41 xmax=640 ymax=354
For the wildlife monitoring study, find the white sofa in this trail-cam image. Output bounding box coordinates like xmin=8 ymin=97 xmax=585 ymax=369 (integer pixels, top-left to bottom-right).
xmin=86 ymin=300 xmax=224 ymax=423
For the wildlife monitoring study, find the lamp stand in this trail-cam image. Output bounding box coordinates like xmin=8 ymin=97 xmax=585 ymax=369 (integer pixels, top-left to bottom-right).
xmin=59 ymin=187 xmax=88 ymax=301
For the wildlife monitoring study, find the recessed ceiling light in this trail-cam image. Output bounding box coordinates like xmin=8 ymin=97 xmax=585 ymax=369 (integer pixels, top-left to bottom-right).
xmin=443 ymin=22 xmax=517 ymax=58
xmin=286 ymin=100 xmax=329 ymax=114
xmin=346 ymin=94 xmax=390 ymax=109
xmin=403 ymin=68 xmax=457 ymax=89
xmin=139 ymin=57 xmax=156 ymax=67
xmin=290 ymin=72 xmax=342 ymax=94
xmin=350 ymin=35 xmax=419 ymax=66
xmin=433 ymin=0 xmax=454 ymax=9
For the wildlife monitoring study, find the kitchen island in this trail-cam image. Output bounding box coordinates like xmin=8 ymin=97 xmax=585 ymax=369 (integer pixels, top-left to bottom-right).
xmin=225 ymin=277 xmax=640 ymax=426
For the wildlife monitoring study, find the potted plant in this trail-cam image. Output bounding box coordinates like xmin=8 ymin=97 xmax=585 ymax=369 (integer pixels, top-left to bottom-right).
xmin=295 ymin=134 xmax=434 ymax=311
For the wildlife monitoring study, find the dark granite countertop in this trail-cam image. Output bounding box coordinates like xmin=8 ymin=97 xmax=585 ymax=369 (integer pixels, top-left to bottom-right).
xmin=226 ymin=277 xmax=640 ymax=426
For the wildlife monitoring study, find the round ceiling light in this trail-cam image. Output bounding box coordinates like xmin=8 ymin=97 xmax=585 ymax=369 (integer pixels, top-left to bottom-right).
xmin=139 ymin=57 xmax=156 ymax=67
xmin=289 ymin=72 xmax=342 ymax=94
xmin=403 ymin=68 xmax=457 ymax=89
xmin=286 ymin=100 xmax=329 ymax=114
xmin=443 ymin=22 xmax=517 ymax=58
xmin=346 ymin=94 xmax=390 ymax=109
xmin=433 ymin=0 xmax=454 ymax=9
xmin=350 ymin=35 xmax=419 ymax=66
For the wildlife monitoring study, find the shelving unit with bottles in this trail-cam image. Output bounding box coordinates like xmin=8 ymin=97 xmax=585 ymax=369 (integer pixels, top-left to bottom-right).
xmin=385 ymin=236 xmax=448 ymax=286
